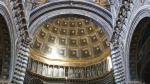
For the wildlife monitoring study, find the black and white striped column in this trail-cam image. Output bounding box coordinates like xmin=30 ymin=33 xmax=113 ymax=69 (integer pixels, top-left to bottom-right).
xmin=12 ymin=42 xmax=30 ymax=84
xmin=111 ymin=47 xmax=126 ymax=84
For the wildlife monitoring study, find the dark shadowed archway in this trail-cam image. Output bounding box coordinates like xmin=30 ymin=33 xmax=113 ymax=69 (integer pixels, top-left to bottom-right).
xmin=0 ymin=2 xmax=18 ymax=83
xmin=129 ymin=17 xmax=150 ymax=83
xmin=0 ymin=14 xmax=11 ymax=80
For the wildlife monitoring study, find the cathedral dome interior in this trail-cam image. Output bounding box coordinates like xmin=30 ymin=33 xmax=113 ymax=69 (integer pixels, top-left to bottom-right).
xmin=0 ymin=0 xmax=150 ymax=84
xmin=31 ymin=15 xmax=110 ymax=64
xmin=26 ymin=15 xmax=113 ymax=84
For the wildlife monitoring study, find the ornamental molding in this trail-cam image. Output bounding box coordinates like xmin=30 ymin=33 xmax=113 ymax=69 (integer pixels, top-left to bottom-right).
xmin=9 ymin=0 xmax=31 ymax=45
xmin=110 ymin=0 xmax=133 ymax=47
xmin=29 ymin=0 xmax=113 ymax=38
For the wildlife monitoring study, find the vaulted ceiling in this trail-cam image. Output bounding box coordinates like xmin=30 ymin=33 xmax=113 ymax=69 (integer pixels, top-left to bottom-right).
xmin=30 ymin=15 xmax=110 ymax=66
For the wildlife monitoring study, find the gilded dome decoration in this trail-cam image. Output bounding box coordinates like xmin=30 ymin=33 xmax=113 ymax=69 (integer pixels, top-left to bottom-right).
xmin=4 ymin=0 xmax=150 ymax=83
xmin=30 ymin=15 xmax=110 ymax=66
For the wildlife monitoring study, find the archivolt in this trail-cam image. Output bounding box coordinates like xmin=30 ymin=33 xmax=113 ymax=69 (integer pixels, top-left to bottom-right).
xmin=125 ymin=6 xmax=150 ymax=81
xmin=29 ymin=0 xmax=113 ymax=38
xmin=0 ymin=1 xmax=17 ymax=82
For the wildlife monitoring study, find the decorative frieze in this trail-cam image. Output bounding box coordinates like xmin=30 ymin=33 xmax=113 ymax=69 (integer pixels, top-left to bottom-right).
xmin=27 ymin=57 xmax=112 ymax=79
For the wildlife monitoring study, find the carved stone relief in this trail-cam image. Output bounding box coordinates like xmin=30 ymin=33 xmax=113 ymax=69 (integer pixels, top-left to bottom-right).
xmin=42 ymin=65 xmax=48 ymax=76
xmin=59 ymin=67 xmax=64 ymax=77
xmin=48 ymin=66 xmax=53 ymax=77
xmin=31 ymin=61 xmax=37 ymax=73
xmin=53 ymin=66 xmax=58 ymax=77
xmin=80 ymin=68 xmax=84 ymax=78
xmin=27 ymin=57 xmax=110 ymax=79
xmin=68 ymin=67 xmax=73 ymax=78
xmin=37 ymin=63 xmax=43 ymax=75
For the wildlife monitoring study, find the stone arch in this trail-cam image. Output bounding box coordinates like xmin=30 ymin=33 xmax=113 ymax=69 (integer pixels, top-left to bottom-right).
xmin=0 ymin=1 xmax=17 ymax=83
xmin=28 ymin=1 xmax=114 ymax=83
xmin=125 ymin=6 xmax=150 ymax=83
xmin=29 ymin=0 xmax=113 ymax=38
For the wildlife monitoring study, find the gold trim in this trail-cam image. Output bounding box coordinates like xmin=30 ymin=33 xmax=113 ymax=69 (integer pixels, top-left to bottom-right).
xmin=30 ymin=16 xmax=111 ymax=66
xmin=29 ymin=48 xmax=110 ymax=66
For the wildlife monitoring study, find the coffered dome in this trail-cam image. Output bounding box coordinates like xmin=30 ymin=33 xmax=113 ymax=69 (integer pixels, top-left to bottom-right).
xmin=30 ymin=15 xmax=110 ymax=66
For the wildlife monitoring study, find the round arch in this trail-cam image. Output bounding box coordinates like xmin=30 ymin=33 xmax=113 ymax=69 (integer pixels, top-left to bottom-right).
xmin=0 ymin=1 xmax=17 ymax=82
xmin=29 ymin=0 xmax=113 ymax=38
xmin=125 ymin=6 xmax=150 ymax=83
